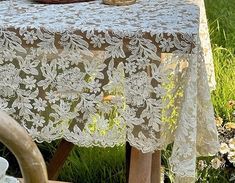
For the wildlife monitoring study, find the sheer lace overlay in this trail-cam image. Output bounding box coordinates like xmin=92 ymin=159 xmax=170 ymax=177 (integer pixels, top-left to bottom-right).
xmin=0 ymin=0 xmax=219 ymax=182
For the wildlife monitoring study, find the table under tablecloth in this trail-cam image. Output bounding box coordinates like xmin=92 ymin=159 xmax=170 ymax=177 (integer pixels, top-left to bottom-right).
xmin=0 ymin=0 xmax=219 ymax=182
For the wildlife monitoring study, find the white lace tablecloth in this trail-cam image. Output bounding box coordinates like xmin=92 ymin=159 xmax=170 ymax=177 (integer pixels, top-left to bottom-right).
xmin=0 ymin=0 xmax=219 ymax=182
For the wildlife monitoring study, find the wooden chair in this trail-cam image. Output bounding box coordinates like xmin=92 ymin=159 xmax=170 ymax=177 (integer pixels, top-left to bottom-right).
xmin=0 ymin=111 xmax=70 ymax=183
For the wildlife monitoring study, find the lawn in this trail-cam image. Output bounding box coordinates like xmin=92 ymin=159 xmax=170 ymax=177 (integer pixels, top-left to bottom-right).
xmin=1 ymin=0 xmax=235 ymax=182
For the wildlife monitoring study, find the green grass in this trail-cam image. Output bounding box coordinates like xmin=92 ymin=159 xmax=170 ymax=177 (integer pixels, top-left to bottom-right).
xmin=211 ymin=47 xmax=235 ymax=122
xmin=58 ymin=146 xmax=125 ymax=183
xmin=205 ymin=0 xmax=235 ymax=123
xmin=205 ymin=0 xmax=235 ymax=50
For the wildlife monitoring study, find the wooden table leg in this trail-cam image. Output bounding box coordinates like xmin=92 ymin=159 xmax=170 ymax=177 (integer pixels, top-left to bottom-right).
xmin=151 ymin=150 xmax=161 ymax=183
xmin=128 ymin=53 xmax=163 ymax=183
xmin=128 ymin=147 xmax=152 ymax=183
xmin=47 ymin=139 xmax=74 ymax=180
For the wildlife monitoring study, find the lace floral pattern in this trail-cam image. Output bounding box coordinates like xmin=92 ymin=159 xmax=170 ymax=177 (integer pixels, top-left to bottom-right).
xmin=0 ymin=0 xmax=219 ymax=182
